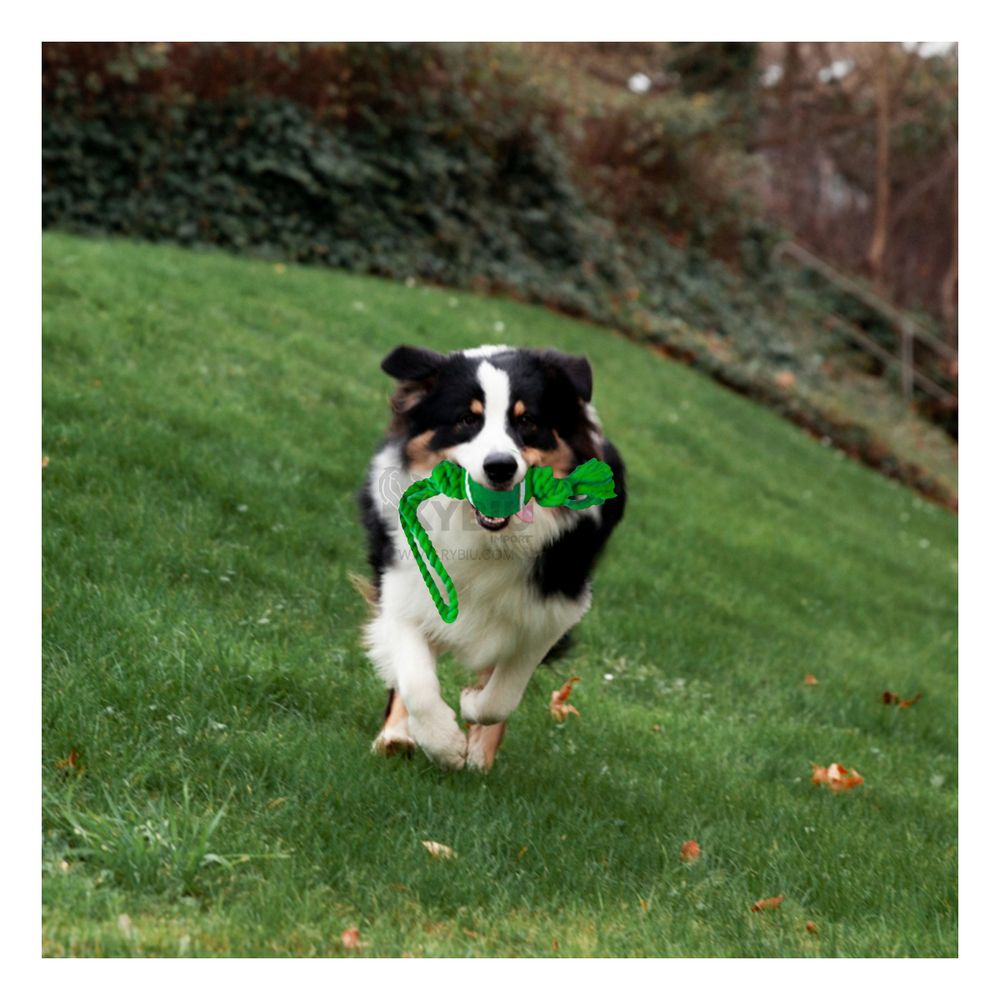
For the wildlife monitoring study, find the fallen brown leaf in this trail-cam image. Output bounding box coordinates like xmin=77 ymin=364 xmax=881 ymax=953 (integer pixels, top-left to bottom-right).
xmin=750 ymin=895 xmax=785 ymax=912
xmin=804 ymin=674 xmax=819 ymax=686
xmin=805 ymin=921 xmax=819 ymax=934
xmin=811 ymin=762 xmax=864 ymax=792
xmin=55 ymin=748 xmax=84 ymax=775
xmin=42 ymin=455 xmax=50 ymax=469
xmin=680 ymin=839 xmax=701 ymax=863
xmin=549 ymin=675 xmax=582 ymax=722
xmin=883 ymin=690 xmax=923 ymax=708
xmin=340 ymin=927 xmax=366 ymax=949
xmin=421 ymin=840 xmax=455 ymax=860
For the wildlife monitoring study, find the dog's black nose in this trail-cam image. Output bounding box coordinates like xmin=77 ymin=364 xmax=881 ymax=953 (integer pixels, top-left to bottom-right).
xmin=483 ymin=454 xmax=518 ymax=487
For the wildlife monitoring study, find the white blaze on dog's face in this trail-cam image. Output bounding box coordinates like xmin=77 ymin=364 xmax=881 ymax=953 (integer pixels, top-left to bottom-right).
xmin=448 ymin=358 xmax=526 ymax=491
xmin=380 ymin=343 xmax=600 ymax=532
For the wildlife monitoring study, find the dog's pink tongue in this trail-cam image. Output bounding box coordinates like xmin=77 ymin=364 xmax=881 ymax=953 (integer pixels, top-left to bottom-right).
xmin=515 ymin=501 xmax=535 ymax=523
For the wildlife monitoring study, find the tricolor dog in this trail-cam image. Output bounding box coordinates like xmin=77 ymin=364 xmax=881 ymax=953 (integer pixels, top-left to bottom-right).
xmin=359 ymin=344 xmax=626 ymax=770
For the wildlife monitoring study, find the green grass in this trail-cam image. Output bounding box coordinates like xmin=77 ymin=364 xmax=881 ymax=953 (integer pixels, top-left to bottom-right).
xmin=42 ymin=231 xmax=957 ymax=957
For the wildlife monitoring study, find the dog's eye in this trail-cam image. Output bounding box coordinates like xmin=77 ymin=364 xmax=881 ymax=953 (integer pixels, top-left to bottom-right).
xmin=457 ymin=412 xmax=482 ymax=429
xmin=515 ymin=414 xmax=538 ymax=435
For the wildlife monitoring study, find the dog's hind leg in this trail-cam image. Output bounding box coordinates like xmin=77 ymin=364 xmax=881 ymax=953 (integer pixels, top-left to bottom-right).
xmin=372 ymin=688 xmax=417 ymax=758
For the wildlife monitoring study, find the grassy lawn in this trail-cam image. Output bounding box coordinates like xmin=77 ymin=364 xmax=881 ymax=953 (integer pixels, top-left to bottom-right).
xmin=42 ymin=232 xmax=957 ymax=957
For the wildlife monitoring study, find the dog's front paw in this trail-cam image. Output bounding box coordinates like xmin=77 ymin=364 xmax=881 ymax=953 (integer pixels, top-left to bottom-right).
xmin=407 ymin=713 xmax=468 ymax=770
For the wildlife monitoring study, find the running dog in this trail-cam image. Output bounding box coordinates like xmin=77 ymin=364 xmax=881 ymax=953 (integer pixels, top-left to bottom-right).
xmin=358 ymin=344 xmax=626 ymax=770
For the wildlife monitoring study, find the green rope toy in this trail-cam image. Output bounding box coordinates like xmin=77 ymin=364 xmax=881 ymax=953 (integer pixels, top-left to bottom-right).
xmin=398 ymin=458 xmax=617 ymax=623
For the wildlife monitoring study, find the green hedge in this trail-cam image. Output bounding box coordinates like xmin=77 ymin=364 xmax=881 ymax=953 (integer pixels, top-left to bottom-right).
xmin=44 ymin=44 xmax=624 ymax=305
xmin=43 ymin=43 xmax=766 ymax=318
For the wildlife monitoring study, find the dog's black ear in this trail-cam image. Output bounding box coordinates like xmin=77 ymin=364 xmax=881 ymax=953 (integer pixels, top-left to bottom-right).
xmin=542 ymin=350 xmax=593 ymax=402
xmin=380 ymin=345 xmax=446 ymax=381
xmin=381 ymin=346 xmax=446 ymax=421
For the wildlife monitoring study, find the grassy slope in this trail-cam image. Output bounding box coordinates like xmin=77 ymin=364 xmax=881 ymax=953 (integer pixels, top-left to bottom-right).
xmin=42 ymin=232 xmax=957 ymax=957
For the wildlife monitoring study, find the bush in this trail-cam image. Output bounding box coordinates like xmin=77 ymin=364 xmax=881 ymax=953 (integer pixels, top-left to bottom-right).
xmin=45 ymin=44 xmax=630 ymax=304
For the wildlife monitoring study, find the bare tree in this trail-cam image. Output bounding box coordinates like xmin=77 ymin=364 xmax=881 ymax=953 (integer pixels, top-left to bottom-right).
xmin=866 ymin=44 xmax=893 ymax=291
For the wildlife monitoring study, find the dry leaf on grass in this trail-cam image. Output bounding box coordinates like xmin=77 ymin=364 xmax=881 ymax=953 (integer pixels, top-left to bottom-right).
xmin=42 ymin=456 xmax=50 ymax=469
xmin=680 ymin=840 xmax=701 ymax=863
xmin=803 ymin=674 xmax=819 ymax=686
xmin=811 ymin=762 xmax=864 ymax=792
xmin=549 ymin=675 xmax=582 ymax=722
xmin=421 ymin=840 xmax=456 ymax=860
xmin=340 ymin=927 xmax=367 ymax=949
xmin=750 ymin=895 xmax=785 ymax=912
xmin=882 ymin=690 xmax=923 ymax=708
xmin=55 ymin=748 xmax=85 ymax=776
xmin=805 ymin=921 xmax=819 ymax=934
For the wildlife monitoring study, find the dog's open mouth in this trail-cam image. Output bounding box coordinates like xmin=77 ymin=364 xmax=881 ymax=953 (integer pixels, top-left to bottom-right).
xmin=472 ymin=501 xmax=534 ymax=531
xmin=474 ymin=510 xmax=511 ymax=531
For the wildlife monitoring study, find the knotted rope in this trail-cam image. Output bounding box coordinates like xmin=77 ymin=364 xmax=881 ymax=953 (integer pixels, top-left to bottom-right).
xmin=397 ymin=458 xmax=616 ymax=623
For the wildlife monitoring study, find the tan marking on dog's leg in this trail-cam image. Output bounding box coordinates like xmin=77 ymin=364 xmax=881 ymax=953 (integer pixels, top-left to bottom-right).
xmin=372 ymin=689 xmax=417 ymax=757
xmin=466 ymin=720 xmax=507 ymax=772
